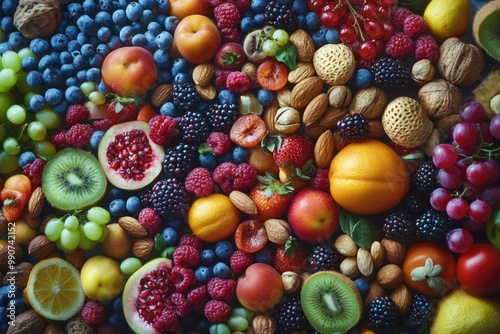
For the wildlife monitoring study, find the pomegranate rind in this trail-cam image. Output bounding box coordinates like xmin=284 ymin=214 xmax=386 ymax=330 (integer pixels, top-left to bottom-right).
xmin=122 ymin=257 xmax=173 ymax=333
xmin=98 ymin=121 xmax=165 ymax=190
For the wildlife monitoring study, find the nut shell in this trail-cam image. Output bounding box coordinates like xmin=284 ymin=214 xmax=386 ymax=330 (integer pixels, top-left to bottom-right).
xmin=418 ymin=79 xmax=464 ymax=120
xmin=290 ymin=76 xmax=324 ymax=109
xmin=313 ymin=44 xmax=355 ymax=85
xmin=314 ymin=130 xmax=335 ymax=169
xmin=349 ymin=86 xmax=387 ymax=119
xmin=14 ymin=0 xmax=62 ymax=39
xmin=288 ymin=29 xmax=315 ymax=62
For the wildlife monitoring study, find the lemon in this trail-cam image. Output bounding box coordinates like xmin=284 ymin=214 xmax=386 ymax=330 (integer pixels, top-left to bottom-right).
xmin=430 ymin=289 xmax=500 ymax=334
xmin=423 ymin=0 xmax=470 ymax=42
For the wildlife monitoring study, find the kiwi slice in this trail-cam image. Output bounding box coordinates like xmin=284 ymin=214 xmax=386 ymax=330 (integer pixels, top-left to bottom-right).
xmin=473 ymin=0 xmax=500 ymax=61
xmin=301 ymin=271 xmax=363 ymax=333
xmin=42 ymin=149 xmax=107 ymax=211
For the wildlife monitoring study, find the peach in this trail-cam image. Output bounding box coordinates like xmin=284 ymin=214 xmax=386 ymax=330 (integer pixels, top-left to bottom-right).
xmin=169 ymin=0 xmax=212 ymax=20
xmin=236 ymin=263 xmax=284 ymax=312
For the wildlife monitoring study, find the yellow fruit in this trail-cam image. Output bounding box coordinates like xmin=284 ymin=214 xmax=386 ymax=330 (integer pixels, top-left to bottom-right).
xmin=430 ymin=289 xmax=500 ymax=333
xmin=14 ymin=219 xmax=38 ymax=246
xmin=26 ymin=258 xmax=85 ymax=321
xmin=423 ymin=0 xmax=470 ymax=42
xmin=188 ymin=193 xmax=240 ymax=243
xmin=80 ymin=255 xmax=125 ymax=301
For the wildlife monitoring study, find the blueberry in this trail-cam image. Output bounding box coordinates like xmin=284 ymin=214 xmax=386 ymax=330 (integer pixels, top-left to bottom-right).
xmin=119 ymin=25 xmax=136 ymax=45
xmin=215 ymin=240 xmax=234 ymax=259
xmin=96 ymin=43 xmax=111 ymax=58
xmin=154 ymin=49 xmax=171 ymax=68
xmin=107 ymin=187 xmax=124 ymax=201
xmin=65 ymin=76 xmax=79 ymax=87
xmin=147 ymin=21 xmax=162 ymax=36
xmin=67 ymin=3 xmax=84 ymax=20
xmin=312 ymin=26 xmax=328 ymax=48
xmin=95 ymin=11 xmax=112 ymax=27
xmin=163 ymin=16 xmax=178 ymax=33
xmin=112 ymin=297 xmax=123 ymax=311
xmin=29 ymin=94 xmax=45 ymax=112
xmin=76 ymin=15 xmax=98 ymax=36
xmin=98 ymin=79 xmax=112 ymax=95
xmin=86 ymin=67 xmax=102 ymax=83
xmin=45 ymin=88 xmax=63 ymax=106
xmin=89 ymin=130 xmax=105 ymax=151
xmin=194 ymin=266 xmax=211 ymax=283
xmin=20 ymin=56 xmax=37 ymax=72
xmin=140 ymin=9 xmax=155 ymax=25
xmin=65 ymin=85 xmax=84 ymax=104
xmin=107 ymin=35 xmax=122 ymax=51
xmin=125 ymin=196 xmax=142 ymax=216
xmin=97 ymin=27 xmax=112 ymax=42
xmin=254 ymin=246 xmax=273 ymax=264
xmin=278 ymin=0 xmax=294 ymax=6
xmin=218 ymin=89 xmax=237 ymax=104
xmin=9 ymin=298 xmax=25 ymax=315
xmin=38 ymin=54 xmax=58 ymax=72
xmin=99 ymin=0 xmax=114 ymax=11
xmin=52 ymin=100 xmax=70 ymax=115
xmin=160 ymin=101 xmax=177 ymax=116
xmin=199 ymin=152 xmax=217 ymax=170
xmin=217 ymin=151 xmax=234 ymax=164
xmin=50 ymin=33 xmax=69 ymax=52
xmin=306 ymin=12 xmax=320 ymax=31
xmin=354 ymin=278 xmax=369 ymax=295
xmin=125 ymin=2 xmax=143 ymax=21
xmin=67 ymin=40 xmax=81 ymax=54
xmin=108 ymin=311 xmax=127 ymax=328
xmin=232 ymin=146 xmax=249 ymax=163
xmin=325 ymin=28 xmax=340 ymax=44
xmin=157 ymin=0 xmax=170 ymax=15
xmin=0 ymin=306 xmax=6 ymax=322
xmin=251 ymin=0 xmax=267 ymax=13
xmin=82 ymin=0 xmax=99 ymax=16
xmin=59 ymin=51 xmax=73 ymax=64
xmin=80 ymin=43 xmax=95 ymax=59
xmin=200 ymin=249 xmax=216 ymax=266
xmin=292 ymin=0 xmax=309 ymax=15
xmin=355 ymin=68 xmax=373 ymax=89
xmin=155 ymin=31 xmax=173 ymax=50
xmin=171 ymin=58 xmax=189 ymax=76
xmin=109 ymin=199 xmax=127 ymax=218
xmin=2 ymin=1 xmax=18 ymax=16
xmin=174 ymin=72 xmax=190 ymax=84
xmin=112 ymin=9 xmax=128 ymax=26
xmin=212 ymin=262 xmax=230 ymax=278
xmin=166 ymin=218 xmax=183 ymax=229
xmin=157 ymin=71 xmax=173 ymax=84
xmin=253 ymin=13 xmax=266 ymax=26
xmin=132 ymin=34 xmax=148 ymax=47
xmin=26 ymin=70 xmax=43 ymax=88
xmin=77 ymin=69 xmax=88 ymax=83
xmin=8 ymin=31 xmax=27 ymax=51
xmin=256 ymin=88 xmax=275 ymax=107
xmin=18 ymin=151 xmax=36 ymax=168
xmin=29 ymin=38 xmax=50 ymax=57
xmin=161 ymin=227 xmax=178 ymax=246
xmin=241 ymin=17 xmax=257 ymax=33
xmin=0 ymin=42 xmax=10 ymax=55
xmin=139 ymin=0 xmax=157 ymax=9
xmin=1 ymin=17 xmax=15 ymax=34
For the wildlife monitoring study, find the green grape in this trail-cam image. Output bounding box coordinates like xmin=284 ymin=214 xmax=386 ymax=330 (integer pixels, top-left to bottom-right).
xmin=33 ymin=139 xmax=56 ymax=158
xmin=44 ymin=218 xmax=64 ymax=241
xmin=3 ymin=137 xmax=20 ymax=156
xmin=35 ymin=108 xmax=61 ymax=130
xmin=86 ymin=206 xmax=111 ymax=225
xmin=77 ymin=224 xmax=98 ymax=250
xmin=82 ymin=221 xmax=103 ymax=241
xmin=262 ymin=39 xmax=279 ymax=57
xmin=80 ymin=81 xmax=97 ymax=97
xmin=6 ymin=104 xmax=26 ymax=124
xmin=0 ymin=92 xmax=15 ymax=117
xmin=0 ymin=151 xmax=19 ymax=174
xmin=208 ymin=324 xmax=231 ymax=334
xmin=231 ymin=307 xmax=253 ymax=322
xmin=17 ymin=47 xmax=37 ymax=60
xmin=0 ymin=69 xmax=17 ymax=88
xmin=0 ymin=84 xmax=10 ymax=93
xmin=226 ymin=315 xmax=249 ymax=332
xmin=59 ymin=228 xmax=81 ymax=252
xmin=15 ymin=71 xmax=35 ymax=94
xmin=23 ymin=92 xmax=37 ymax=107
xmin=89 ymin=91 xmax=106 ymax=105
xmin=0 ymin=124 xmax=7 ymax=143
xmin=120 ymin=257 xmax=143 ymax=276
xmin=272 ymin=29 xmax=289 ymax=47
xmin=64 ymin=215 xmax=80 ymax=231
xmin=27 ymin=121 xmax=47 ymax=141
xmin=1 ymin=51 xmax=21 ymax=73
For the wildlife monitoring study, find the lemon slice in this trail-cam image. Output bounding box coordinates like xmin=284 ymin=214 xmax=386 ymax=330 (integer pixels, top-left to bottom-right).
xmin=26 ymin=258 xmax=85 ymax=321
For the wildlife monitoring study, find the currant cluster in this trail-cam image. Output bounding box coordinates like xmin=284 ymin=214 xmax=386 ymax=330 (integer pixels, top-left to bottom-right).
xmin=307 ymin=0 xmax=398 ymax=63
xmin=430 ymin=101 xmax=500 ymax=229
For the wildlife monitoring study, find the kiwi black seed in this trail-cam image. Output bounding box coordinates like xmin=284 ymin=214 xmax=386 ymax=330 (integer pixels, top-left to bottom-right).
xmin=42 ymin=149 xmax=107 ymax=212
xmin=473 ymin=0 xmax=500 ymax=61
xmin=301 ymin=271 xmax=363 ymax=333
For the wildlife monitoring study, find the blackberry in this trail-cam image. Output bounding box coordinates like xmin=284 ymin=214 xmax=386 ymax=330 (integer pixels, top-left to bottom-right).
xmin=149 ymin=178 xmax=190 ymax=220
xmin=208 ymin=101 xmax=238 ymax=132
xmin=337 ymin=114 xmax=370 ymax=141
xmin=307 ymin=244 xmax=343 ymax=272
xmin=265 ymin=1 xmax=297 ymax=32
xmin=172 ymin=83 xmax=200 ymax=112
xmin=273 ymin=295 xmax=309 ymax=332
xmin=178 ymin=110 xmax=210 ymax=145
xmin=412 ymin=160 xmax=438 ymax=194
xmin=399 ymin=189 xmax=430 ymax=215
xmin=162 ymin=142 xmax=197 ymax=179
xmin=366 ymin=296 xmax=399 ymax=333
xmin=370 ymin=57 xmax=411 ymax=91
xmin=415 ymin=208 xmax=456 ymax=242
xmin=383 ymin=210 xmax=415 ymax=243
xmin=409 ymin=293 xmax=436 ymax=332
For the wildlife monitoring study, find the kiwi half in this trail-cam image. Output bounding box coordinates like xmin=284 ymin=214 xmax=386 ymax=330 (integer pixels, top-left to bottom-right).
xmin=473 ymin=0 xmax=500 ymax=61
xmin=42 ymin=149 xmax=107 ymax=211
xmin=301 ymin=271 xmax=363 ymax=333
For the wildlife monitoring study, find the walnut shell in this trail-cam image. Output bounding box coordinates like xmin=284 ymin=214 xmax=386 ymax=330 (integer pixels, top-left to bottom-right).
xmin=418 ymin=79 xmax=464 ymax=120
xmin=14 ymin=0 xmax=62 ymax=39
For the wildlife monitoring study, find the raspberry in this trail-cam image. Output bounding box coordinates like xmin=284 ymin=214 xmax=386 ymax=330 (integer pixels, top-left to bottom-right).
xmin=138 ymin=208 xmax=162 ymax=237
xmin=153 ymin=310 xmax=179 ymax=332
xmin=403 ymin=14 xmax=428 ymax=38
xmin=208 ymin=0 xmax=226 ymax=7
xmin=204 ymin=300 xmax=232 ymax=324
xmin=230 ymin=250 xmax=254 ymax=273
xmin=414 ymin=34 xmax=440 ymax=64
xmin=213 ymin=161 xmax=237 ymax=194
xmin=66 ymin=123 xmax=94 ymax=149
xmin=214 ymin=70 xmax=231 ymax=90
xmin=228 ymin=0 xmax=251 ymax=12
xmin=390 ymin=142 xmax=418 ymax=156
xmin=392 ymin=7 xmax=413 ymax=29
xmin=226 ymin=71 xmax=250 ymax=94
xmin=51 ymin=129 xmax=67 ymax=150
xmin=207 ymin=277 xmax=237 ymax=303
xmin=66 ymin=104 xmax=89 ymax=125
xmin=187 ymin=285 xmax=209 ymax=313
xmin=312 ymin=168 xmax=330 ymax=192
xmin=171 ymin=292 xmax=191 ymax=316
xmin=23 ymin=158 xmax=44 ymax=188
xmin=81 ymin=301 xmax=106 ymax=325
xmin=206 ymin=132 xmax=231 ymax=156
xmin=233 ymin=162 xmax=257 ymax=190
xmin=92 ymin=118 xmax=113 ymax=131
xmin=185 ymin=167 xmax=214 ymax=197
xmin=178 ymin=234 xmax=204 ymax=251
xmin=171 ymin=266 xmax=196 ymax=292
xmin=149 ymin=115 xmax=178 ymax=146
xmin=220 ymin=27 xmax=241 ymax=43
xmin=385 ymin=32 xmax=415 ymax=59
xmin=173 ymin=245 xmax=200 ymax=268
xmin=214 ymin=3 xmax=240 ymax=29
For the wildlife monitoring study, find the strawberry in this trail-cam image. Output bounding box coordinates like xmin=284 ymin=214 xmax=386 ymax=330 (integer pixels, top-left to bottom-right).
xmin=248 ymin=173 xmax=294 ymax=221
xmin=268 ymin=135 xmax=314 ymax=169
xmin=1 ymin=189 xmax=28 ymax=222
xmin=273 ymin=237 xmax=308 ymax=274
xmin=107 ymin=96 xmax=140 ymax=125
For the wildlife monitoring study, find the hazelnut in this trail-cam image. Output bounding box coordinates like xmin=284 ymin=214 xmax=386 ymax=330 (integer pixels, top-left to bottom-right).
xmin=252 ymin=315 xmax=277 ymax=334
xmin=281 ymin=271 xmax=301 ymax=294
xmin=412 ymin=59 xmax=435 ymax=85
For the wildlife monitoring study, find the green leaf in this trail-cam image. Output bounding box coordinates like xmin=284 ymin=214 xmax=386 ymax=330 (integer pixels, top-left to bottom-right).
xmin=275 ymin=44 xmax=297 ymax=70
xmin=339 ymin=210 xmax=381 ymax=250
xmin=154 ymin=233 xmax=167 ymax=252
xmin=339 ymin=209 xmax=358 ymax=236
xmin=198 ymin=143 xmax=213 ymax=154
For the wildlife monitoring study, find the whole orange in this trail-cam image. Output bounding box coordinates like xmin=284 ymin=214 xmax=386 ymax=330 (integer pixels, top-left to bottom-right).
xmin=188 ymin=193 xmax=240 ymax=243
xmin=329 ymin=139 xmax=410 ymax=215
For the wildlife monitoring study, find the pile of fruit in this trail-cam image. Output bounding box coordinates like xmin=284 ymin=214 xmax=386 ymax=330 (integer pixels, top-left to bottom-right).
xmin=1 ymin=0 xmax=500 ymax=333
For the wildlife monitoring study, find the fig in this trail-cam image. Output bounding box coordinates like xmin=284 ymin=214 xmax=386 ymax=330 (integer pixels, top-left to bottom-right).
xmin=98 ymin=121 xmax=165 ymax=190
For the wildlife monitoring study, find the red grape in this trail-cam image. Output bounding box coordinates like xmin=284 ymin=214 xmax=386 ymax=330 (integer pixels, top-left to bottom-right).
xmin=490 ymin=114 xmax=500 ymax=139
xmin=339 ymin=24 xmax=358 ymax=44
xmin=308 ymin=0 xmax=328 ymax=13
xmin=459 ymin=101 xmax=486 ymax=123
xmin=377 ymin=5 xmax=392 ymax=20
xmin=477 ymin=121 xmax=494 ymax=143
xmin=446 ymin=197 xmax=470 ymax=220
xmin=430 ymin=187 xmax=453 ymax=211
xmin=452 ymin=121 xmax=477 ymax=147
xmin=320 ymin=10 xmax=340 ymax=28
xmin=466 ymin=161 xmax=490 ymax=186
xmin=382 ymin=21 xmax=395 ymax=39
xmin=437 ymin=165 xmax=463 ymax=189
xmin=432 ymin=143 xmax=458 ymax=169
xmin=360 ymin=2 xmax=378 ymax=18
xmin=446 ymin=228 xmax=474 ymax=254
xmin=359 ymin=40 xmax=377 ymax=60
xmin=468 ymin=199 xmax=492 ymax=223
xmin=484 ymin=160 xmax=500 ymax=184
xmin=482 ymin=186 xmax=500 ymax=210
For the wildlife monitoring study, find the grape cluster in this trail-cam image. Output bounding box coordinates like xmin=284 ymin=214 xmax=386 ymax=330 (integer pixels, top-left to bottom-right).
xmin=430 ymin=102 xmax=500 ymax=236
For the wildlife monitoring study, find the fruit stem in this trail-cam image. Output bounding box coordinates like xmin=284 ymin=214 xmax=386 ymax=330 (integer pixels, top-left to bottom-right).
xmin=344 ymin=0 xmax=366 ymax=42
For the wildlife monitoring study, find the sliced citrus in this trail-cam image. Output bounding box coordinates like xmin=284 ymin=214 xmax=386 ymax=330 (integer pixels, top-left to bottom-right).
xmin=229 ymin=114 xmax=267 ymax=148
xmin=257 ymin=59 xmax=289 ymax=91
xmin=26 ymin=258 xmax=85 ymax=321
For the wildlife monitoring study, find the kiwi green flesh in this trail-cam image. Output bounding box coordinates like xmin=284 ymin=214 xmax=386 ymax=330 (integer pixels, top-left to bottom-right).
xmin=474 ymin=1 xmax=500 ymax=61
xmin=301 ymin=271 xmax=362 ymax=334
xmin=42 ymin=149 xmax=107 ymax=211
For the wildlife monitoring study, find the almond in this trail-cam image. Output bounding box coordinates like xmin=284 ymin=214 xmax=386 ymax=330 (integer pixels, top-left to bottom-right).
xmin=304 ymin=123 xmax=329 ymax=140
xmin=263 ymin=219 xmax=292 ymax=245
xmin=151 ymin=84 xmax=172 ymax=107
xmin=318 ymin=106 xmax=348 ymax=128
xmin=229 ymin=190 xmax=258 ymax=215
xmin=28 ymin=186 xmax=45 ymax=217
xmin=334 ymin=234 xmax=357 ymax=257
xmin=370 ymin=241 xmax=385 ymax=268
xmin=314 ymin=130 xmax=335 ymax=169
xmin=22 ymin=211 xmax=40 ymax=229
xmin=192 ymin=63 xmax=215 ymax=86
xmin=195 ymin=84 xmax=217 ymax=101
xmin=367 ymin=120 xmax=385 ymax=138
xmin=377 ymin=263 xmax=404 ymax=289
xmin=133 ymin=237 xmax=155 ymax=258
xmin=340 ymin=256 xmax=360 ymax=278
xmin=333 ymin=130 xmax=350 ymax=152
xmin=290 ymin=76 xmax=323 ymax=109
xmin=303 ymin=93 xmax=328 ymax=126
xmin=276 ymin=87 xmax=292 ymax=108
xmin=28 ymin=235 xmax=55 ymax=259
xmin=288 ymin=29 xmax=315 ymax=62
xmin=288 ymin=62 xmax=316 ymax=84
xmin=7 ymin=309 xmax=46 ymax=334
xmin=381 ymin=238 xmax=406 ymax=265
xmin=263 ymin=100 xmax=279 ymax=136
xmin=391 ymin=284 xmax=412 ymax=314
xmin=364 ymin=281 xmax=384 ymax=306
xmin=357 ymin=247 xmax=374 ymax=277
xmin=118 ymin=216 xmax=148 ymax=238
xmin=65 ymin=248 xmax=85 ymax=269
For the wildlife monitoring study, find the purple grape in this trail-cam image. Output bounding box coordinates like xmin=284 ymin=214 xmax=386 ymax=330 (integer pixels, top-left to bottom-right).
xmin=446 ymin=197 xmax=470 ymax=220
xmin=490 ymin=115 xmax=500 ymax=139
xmin=466 ymin=161 xmax=490 ymax=186
xmin=459 ymin=101 xmax=486 ymax=123
xmin=446 ymin=228 xmax=474 ymax=254
xmin=430 ymin=187 xmax=453 ymax=211
xmin=469 ymin=199 xmax=492 ymax=223
xmin=432 ymin=143 xmax=458 ymax=169
xmin=452 ymin=121 xmax=477 ymax=147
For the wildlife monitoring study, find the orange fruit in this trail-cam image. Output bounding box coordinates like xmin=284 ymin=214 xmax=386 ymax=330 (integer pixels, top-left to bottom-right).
xmin=26 ymin=258 xmax=85 ymax=321
xmin=329 ymin=139 xmax=410 ymax=215
xmin=229 ymin=114 xmax=267 ymax=148
xmin=187 ymin=193 xmax=240 ymax=242
xmin=137 ymin=103 xmax=159 ymax=122
xmin=247 ymin=146 xmax=279 ymax=176
xmin=257 ymin=59 xmax=289 ymax=91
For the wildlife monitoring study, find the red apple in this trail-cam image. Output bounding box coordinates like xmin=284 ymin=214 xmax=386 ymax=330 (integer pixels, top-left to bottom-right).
xmin=288 ymin=188 xmax=339 ymax=244
xmin=101 ymin=46 xmax=157 ymax=98
xmin=236 ymin=263 xmax=284 ymax=312
xmin=169 ymin=0 xmax=212 ymax=20
xmin=173 ymin=15 xmax=221 ymax=65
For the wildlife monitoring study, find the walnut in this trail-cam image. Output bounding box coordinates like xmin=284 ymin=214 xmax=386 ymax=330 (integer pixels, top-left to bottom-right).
xmin=14 ymin=0 xmax=62 ymax=39
xmin=418 ymin=79 xmax=464 ymax=120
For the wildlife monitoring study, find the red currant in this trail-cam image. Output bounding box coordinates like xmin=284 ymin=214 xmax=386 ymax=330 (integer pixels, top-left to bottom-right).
xmin=382 ymin=21 xmax=395 ymax=39
xmin=339 ymin=24 xmax=357 ymax=44
xmin=320 ymin=10 xmax=340 ymax=28
xmin=360 ymin=2 xmax=378 ymax=19
xmin=359 ymin=40 xmax=377 ymax=60
xmin=363 ymin=19 xmax=384 ymax=39
xmin=377 ymin=5 xmax=392 ymax=20
xmin=308 ymin=0 xmax=327 ymax=13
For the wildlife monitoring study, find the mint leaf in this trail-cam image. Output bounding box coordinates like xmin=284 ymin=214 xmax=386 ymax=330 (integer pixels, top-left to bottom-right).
xmin=275 ymin=44 xmax=297 ymax=70
xmin=339 ymin=209 xmax=381 ymax=250
xmin=339 ymin=209 xmax=357 ymax=235
xmin=154 ymin=233 xmax=167 ymax=251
